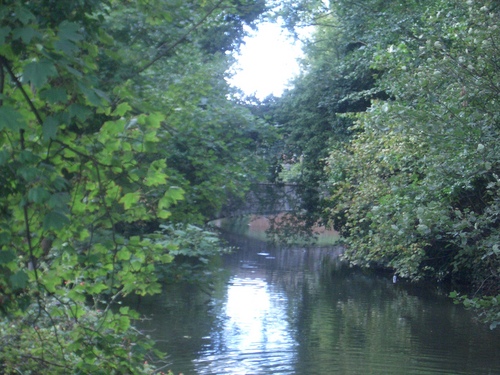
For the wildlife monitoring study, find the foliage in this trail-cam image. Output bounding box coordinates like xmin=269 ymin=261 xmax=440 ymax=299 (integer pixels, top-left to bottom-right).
xmin=100 ymin=1 xmax=276 ymax=225
xmin=269 ymin=0 xmax=500 ymax=327
xmin=149 ymin=224 xmax=234 ymax=284
xmin=450 ymin=291 xmax=500 ymax=330
xmin=0 ymin=299 xmax=162 ymax=374
xmin=328 ymin=0 xmax=500 ymax=326
xmin=267 ymin=1 xmax=384 ymax=232
xmin=0 ymin=0 xmax=270 ymax=372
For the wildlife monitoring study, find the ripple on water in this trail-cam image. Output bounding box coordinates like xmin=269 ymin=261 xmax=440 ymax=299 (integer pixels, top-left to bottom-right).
xmin=132 ymin=234 xmax=500 ymax=375
xmin=192 ymin=275 xmax=298 ymax=375
xmin=194 ymin=348 xmax=297 ymax=375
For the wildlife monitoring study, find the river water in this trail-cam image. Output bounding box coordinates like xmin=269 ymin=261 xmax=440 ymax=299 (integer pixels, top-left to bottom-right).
xmin=134 ymin=232 xmax=500 ymax=375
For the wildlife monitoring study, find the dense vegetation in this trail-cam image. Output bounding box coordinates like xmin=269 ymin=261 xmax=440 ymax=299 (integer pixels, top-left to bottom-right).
xmin=0 ymin=0 xmax=498 ymax=373
xmin=271 ymin=0 xmax=499 ymax=329
xmin=0 ymin=0 xmax=272 ymax=373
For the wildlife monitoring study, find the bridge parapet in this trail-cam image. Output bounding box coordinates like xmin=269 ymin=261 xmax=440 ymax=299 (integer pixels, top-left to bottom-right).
xmin=215 ymin=183 xmax=301 ymax=220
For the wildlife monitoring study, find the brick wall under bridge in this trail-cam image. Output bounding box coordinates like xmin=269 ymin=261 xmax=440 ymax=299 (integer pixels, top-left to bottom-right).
xmin=215 ymin=183 xmax=301 ymax=219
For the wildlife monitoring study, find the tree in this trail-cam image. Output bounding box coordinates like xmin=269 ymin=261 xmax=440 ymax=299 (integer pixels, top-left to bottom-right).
xmin=268 ymin=0 xmax=499 ymax=327
xmin=101 ymin=0 xmax=274 ymax=225
xmin=324 ymin=0 xmax=500 ymax=327
xmin=0 ymin=0 xmax=271 ymax=372
xmin=267 ymin=1 xmax=382 ymax=233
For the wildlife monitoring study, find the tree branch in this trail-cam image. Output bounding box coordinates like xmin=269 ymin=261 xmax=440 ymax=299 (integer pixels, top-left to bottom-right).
xmin=0 ymin=62 xmax=4 ymax=108
xmin=0 ymin=56 xmax=42 ymax=279
xmin=135 ymin=0 xmax=225 ymax=75
xmin=0 ymin=55 xmax=44 ymax=126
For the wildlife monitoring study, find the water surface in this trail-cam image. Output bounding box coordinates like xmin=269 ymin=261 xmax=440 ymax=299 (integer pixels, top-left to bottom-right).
xmin=134 ymin=233 xmax=500 ymax=375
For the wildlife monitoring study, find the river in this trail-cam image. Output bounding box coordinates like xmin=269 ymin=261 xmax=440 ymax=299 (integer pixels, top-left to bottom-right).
xmin=133 ymin=231 xmax=500 ymax=375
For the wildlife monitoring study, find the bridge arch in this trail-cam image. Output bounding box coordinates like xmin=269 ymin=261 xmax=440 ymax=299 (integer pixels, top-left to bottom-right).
xmin=214 ymin=183 xmax=301 ymax=220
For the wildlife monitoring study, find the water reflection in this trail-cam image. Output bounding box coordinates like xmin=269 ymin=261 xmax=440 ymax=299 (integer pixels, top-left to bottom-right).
xmin=194 ymin=275 xmax=296 ymax=374
xmin=133 ymin=233 xmax=500 ymax=375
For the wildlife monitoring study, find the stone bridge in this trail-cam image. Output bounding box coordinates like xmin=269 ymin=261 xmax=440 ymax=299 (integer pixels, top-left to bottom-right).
xmin=215 ymin=183 xmax=301 ymax=219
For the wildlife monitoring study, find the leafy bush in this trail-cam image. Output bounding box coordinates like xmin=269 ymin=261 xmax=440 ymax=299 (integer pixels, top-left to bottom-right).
xmin=326 ymin=0 xmax=500 ymax=326
xmin=272 ymin=0 xmax=500 ymax=327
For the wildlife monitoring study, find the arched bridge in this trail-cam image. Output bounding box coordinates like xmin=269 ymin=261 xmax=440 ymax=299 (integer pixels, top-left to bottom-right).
xmin=215 ymin=183 xmax=301 ymax=219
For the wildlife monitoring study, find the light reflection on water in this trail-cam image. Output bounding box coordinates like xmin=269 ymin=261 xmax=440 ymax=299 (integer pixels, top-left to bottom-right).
xmin=193 ymin=275 xmax=296 ymax=374
xmin=133 ymin=233 xmax=500 ymax=375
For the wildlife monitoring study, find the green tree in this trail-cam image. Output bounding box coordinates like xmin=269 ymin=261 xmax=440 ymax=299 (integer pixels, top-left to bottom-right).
xmin=101 ymin=0 xmax=274 ymax=225
xmin=269 ymin=0 xmax=499 ymax=327
xmin=267 ymin=2 xmax=383 ymax=233
xmin=324 ymin=0 xmax=500 ymax=326
xmin=0 ymin=0 xmax=270 ymax=372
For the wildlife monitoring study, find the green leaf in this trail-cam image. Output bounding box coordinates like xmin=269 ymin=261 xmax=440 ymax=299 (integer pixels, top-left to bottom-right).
xmin=144 ymin=160 xmax=168 ymax=187
xmin=0 ymin=107 xmax=26 ymax=131
xmin=43 ymin=116 xmax=59 ymax=141
xmin=54 ymin=39 xmax=79 ymax=55
xmin=116 ymin=248 xmax=131 ymax=261
xmin=93 ymin=88 xmax=109 ymax=103
xmin=23 ymin=60 xmax=57 ymax=88
xmin=492 ymin=244 xmax=499 ymax=256
xmin=87 ymin=283 xmax=108 ymax=294
xmin=145 ymin=112 xmax=164 ymax=129
xmin=43 ymin=210 xmax=70 ymax=230
xmin=112 ymin=103 xmax=132 ymax=117
xmin=51 ymin=177 xmax=69 ymax=191
xmin=10 ymin=270 xmax=29 ymax=290
xmin=48 ymin=192 xmax=70 ymax=209
xmin=166 ymin=186 xmax=184 ymax=202
xmin=43 ymin=273 xmax=62 ymax=293
xmin=39 ymin=88 xmax=68 ymax=104
xmin=0 ymin=26 xmax=11 ymax=44
xmin=144 ymin=130 xmax=158 ymax=143
xmin=19 ymin=150 xmax=39 ymax=164
xmin=68 ymin=104 xmax=91 ymax=121
xmin=28 ymin=187 xmax=51 ymax=203
xmin=58 ymin=21 xmax=83 ymax=42
xmin=17 ymin=167 xmax=40 ymax=182
xmin=14 ymin=6 xmax=35 ymax=24
xmin=0 ymin=149 xmax=9 ymax=166
xmin=119 ymin=192 xmax=141 ymax=209
xmin=0 ymin=249 xmax=15 ymax=264
xmin=65 ymin=65 xmax=83 ymax=78
xmin=68 ymin=288 xmax=86 ymax=303
xmin=98 ymin=29 xmax=114 ymax=44
xmin=157 ymin=210 xmax=171 ymax=219
xmin=100 ymin=119 xmax=125 ymax=137
xmin=78 ymin=82 xmax=105 ymax=107
xmin=119 ymin=306 xmax=130 ymax=315
xmin=12 ymin=26 xmax=38 ymax=43
xmin=159 ymin=187 xmax=184 ymax=210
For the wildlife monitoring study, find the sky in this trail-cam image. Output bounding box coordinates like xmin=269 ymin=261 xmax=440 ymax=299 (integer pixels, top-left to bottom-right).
xmin=227 ymin=22 xmax=305 ymax=100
